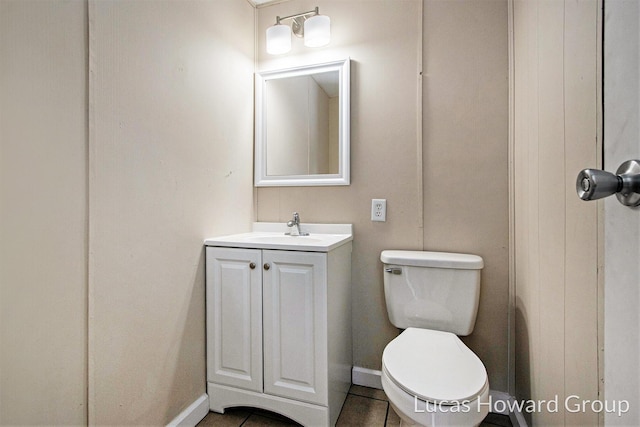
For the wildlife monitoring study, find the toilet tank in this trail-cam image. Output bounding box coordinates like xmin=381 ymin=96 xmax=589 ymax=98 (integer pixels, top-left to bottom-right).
xmin=381 ymin=250 xmax=484 ymax=336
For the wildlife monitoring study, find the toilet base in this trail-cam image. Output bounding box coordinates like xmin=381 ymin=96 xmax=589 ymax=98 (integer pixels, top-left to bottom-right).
xmin=382 ymin=366 xmax=490 ymax=427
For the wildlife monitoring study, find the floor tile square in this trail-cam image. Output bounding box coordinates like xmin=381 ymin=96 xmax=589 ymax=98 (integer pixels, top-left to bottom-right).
xmin=336 ymin=394 xmax=389 ymax=427
xmin=243 ymin=413 xmax=299 ymax=426
xmin=197 ymin=407 xmax=251 ymax=427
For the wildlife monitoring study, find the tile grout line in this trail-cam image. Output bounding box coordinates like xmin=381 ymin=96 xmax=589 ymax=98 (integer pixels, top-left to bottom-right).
xmin=347 ymin=392 xmax=389 ymax=403
xmin=238 ymin=413 xmax=250 ymax=427
xmin=383 ymin=401 xmax=390 ymax=426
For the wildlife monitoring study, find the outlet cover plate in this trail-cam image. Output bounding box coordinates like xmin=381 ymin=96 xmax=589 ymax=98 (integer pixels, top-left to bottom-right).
xmin=371 ymin=199 xmax=386 ymax=222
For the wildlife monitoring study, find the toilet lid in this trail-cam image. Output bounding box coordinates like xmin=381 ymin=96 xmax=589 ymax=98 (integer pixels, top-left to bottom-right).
xmin=382 ymin=328 xmax=488 ymax=404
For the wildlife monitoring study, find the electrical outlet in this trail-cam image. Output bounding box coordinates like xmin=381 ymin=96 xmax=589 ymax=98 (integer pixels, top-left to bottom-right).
xmin=371 ymin=199 xmax=387 ymax=222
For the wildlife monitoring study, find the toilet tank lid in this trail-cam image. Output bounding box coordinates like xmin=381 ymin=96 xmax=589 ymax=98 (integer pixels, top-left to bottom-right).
xmin=381 ymin=250 xmax=484 ymax=270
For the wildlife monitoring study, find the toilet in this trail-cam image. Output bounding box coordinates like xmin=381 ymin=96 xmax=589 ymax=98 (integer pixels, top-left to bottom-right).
xmin=380 ymin=250 xmax=490 ymax=427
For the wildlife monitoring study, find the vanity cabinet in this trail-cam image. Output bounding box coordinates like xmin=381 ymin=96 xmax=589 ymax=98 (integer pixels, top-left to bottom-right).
xmin=205 ymin=227 xmax=352 ymax=427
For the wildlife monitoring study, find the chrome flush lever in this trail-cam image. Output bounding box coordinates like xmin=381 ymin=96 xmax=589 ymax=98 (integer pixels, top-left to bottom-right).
xmin=576 ymin=159 xmax=640 ymax=207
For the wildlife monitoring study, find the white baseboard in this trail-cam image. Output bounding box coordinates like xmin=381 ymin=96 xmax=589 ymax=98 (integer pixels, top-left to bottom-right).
xmin=489 ymin=390 xmax=512 ymax=415
xmin=351 ymin=366 xmax=383 ymax=390
xmin=351 ymin=366 xmax=526 ymax=426
xmin=167 ymin=393 xmax=209 ymax=427
xmin=510 ymin=409 xmax=528 ymax=427
xmin=489 ymin=390 xmax=527 ymax=427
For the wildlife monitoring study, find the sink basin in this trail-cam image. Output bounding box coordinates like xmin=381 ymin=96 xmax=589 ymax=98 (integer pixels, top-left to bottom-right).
xmin=204 ymin=223 xmax=353 ymax=252
xmin=249 ymin=235 xmax=325 ymax=245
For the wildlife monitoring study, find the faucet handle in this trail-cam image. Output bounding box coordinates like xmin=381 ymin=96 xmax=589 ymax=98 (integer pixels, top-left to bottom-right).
xmin=287 ymin=212 xmax=300 ymax=227
xmin=285 ymin=212 xmax=308 ymax=236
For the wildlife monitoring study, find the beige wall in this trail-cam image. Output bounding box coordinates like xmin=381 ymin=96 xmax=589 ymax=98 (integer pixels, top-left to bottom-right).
xmin=88 ymin=0 xmax=255 ymax=424
xmin=257 ymin=0 xmax=510 ymax=392
xmin=1 ymin=0 xmax=255 ymax=425
xmin=0 ymin=1 xmax=88 ymax=424
xmin=513 ymin=0 xmax=601 ymax=424
xmin=422 ymin=0 xmax=510 ymax=392
xmin=1 ymin=1 xmax=514 ymax=423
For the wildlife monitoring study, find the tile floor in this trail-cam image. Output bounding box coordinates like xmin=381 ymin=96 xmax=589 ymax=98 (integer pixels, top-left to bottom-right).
xmin=197 ymin=385 xmax=513 ymax=427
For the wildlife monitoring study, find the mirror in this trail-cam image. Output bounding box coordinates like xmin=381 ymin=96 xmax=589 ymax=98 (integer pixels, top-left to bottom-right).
xmin=255 ymin=59 xmax=350 ymax=186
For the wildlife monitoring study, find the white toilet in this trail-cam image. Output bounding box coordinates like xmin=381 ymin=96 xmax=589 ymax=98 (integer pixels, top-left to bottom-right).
xmin=380 ymin=250 xmax=490 ymax=427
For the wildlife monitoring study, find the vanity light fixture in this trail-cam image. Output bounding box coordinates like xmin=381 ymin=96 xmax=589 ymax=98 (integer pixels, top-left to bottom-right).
xmin=266 ymin=7 xmax=330 ymax=55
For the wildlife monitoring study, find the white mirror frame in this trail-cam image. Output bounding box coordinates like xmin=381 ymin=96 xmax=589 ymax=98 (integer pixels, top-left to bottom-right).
xmin=255 ymin=58 xmax=350 ymax=187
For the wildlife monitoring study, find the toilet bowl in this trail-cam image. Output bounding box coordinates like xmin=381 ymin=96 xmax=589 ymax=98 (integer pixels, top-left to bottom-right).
xmin=381 ymin=328 xmax=489 ymax=426
xmin=380 ymin=250 xmax=489 ymax=427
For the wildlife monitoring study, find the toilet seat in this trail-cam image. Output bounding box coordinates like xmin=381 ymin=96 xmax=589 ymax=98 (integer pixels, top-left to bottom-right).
xmin=382 ymin=328 xmax=488 ymax=404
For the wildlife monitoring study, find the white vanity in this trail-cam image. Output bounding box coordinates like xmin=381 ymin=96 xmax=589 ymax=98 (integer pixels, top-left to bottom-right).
xmin=204 ymin=223 xmax=353 ymax=426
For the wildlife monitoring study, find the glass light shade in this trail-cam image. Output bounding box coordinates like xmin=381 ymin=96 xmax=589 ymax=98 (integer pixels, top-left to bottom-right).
xmin=266 ymin=24 xmax=291 ymax=55
xmin=304 ymin=15 xmax=330 ymax=47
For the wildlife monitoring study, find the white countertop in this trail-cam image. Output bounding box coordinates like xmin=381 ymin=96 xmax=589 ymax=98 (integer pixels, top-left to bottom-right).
xmin=204 ymin=223 xmax=353 ymax=252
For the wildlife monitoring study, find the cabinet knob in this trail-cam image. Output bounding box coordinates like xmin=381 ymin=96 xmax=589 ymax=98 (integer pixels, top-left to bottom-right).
xmin=249 ymin=262 xmax=256 ymax=269
xmin=263 ymin=263 xmax=270 ymax=271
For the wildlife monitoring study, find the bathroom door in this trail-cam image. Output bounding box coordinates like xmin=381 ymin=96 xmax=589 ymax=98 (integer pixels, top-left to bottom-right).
xmin=603 ymin=0 xmax=640 ymax=424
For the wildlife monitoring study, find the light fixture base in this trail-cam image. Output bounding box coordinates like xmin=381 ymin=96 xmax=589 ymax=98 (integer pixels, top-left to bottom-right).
xmin=291 ymin=16 xmax=305 ymax=38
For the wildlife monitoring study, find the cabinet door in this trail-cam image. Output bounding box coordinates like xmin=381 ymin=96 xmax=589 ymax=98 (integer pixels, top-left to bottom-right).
xmin=206 ymin=247 xmax=262 ymax=392
xmin=262 ymin=250 xmax=328 ymax=405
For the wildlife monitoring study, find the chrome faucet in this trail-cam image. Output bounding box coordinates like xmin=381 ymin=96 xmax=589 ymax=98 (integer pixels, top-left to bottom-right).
xmin=286 ymin=212 xmax=309 ymax=236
